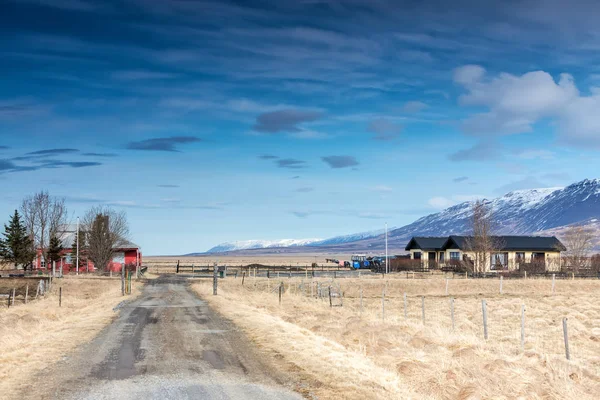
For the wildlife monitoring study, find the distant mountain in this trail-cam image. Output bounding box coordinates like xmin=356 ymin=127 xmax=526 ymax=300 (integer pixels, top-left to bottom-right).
xmin=199 ymin=228 xmax=386 ymax=254
xmin=195 ymin=178 xmax=600 ymax=254
xmin=196 ymin=238 xmax=322 ymax=255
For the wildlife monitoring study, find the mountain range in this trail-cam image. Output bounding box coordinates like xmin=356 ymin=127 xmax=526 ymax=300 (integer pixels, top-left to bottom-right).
xmin=196 ymin=178 xmax=600 ymax=255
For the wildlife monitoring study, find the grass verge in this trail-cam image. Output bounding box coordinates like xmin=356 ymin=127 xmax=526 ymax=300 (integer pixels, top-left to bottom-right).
xmin=0 ymin=277 xmax=143 ymax=399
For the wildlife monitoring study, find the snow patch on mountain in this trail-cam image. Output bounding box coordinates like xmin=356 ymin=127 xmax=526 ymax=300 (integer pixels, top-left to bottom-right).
xmin=204 ymin=238 xmax=322 ymax=253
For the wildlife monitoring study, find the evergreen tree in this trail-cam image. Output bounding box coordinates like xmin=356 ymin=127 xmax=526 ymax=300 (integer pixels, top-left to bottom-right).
xmin=0 ymin=210 xmax=35 ymax=269
xmin=47 ymin=235 xmax=63 ymax=264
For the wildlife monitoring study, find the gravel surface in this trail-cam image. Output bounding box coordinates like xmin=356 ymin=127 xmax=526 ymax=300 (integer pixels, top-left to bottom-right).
xmin=21 ymin=275 xmax=302 ymax=400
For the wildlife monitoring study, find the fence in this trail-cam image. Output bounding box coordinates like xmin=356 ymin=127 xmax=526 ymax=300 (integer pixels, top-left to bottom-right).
xmin=228 ymin=275 xmax=600 ymax=363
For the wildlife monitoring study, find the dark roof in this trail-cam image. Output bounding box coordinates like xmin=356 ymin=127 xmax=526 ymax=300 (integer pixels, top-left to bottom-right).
xmin=441 ymin=235 xmax=566 ymax=252
xmin=405 ymin=237 xmax=447 ymax=251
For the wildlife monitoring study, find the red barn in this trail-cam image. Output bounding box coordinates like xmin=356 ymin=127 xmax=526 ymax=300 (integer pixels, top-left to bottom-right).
xmin=33 ymin=225 xmax=142 ymax=273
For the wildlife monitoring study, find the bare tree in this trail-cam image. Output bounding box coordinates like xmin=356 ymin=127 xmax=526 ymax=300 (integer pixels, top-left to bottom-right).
xmin=20 ymin=191 xmax=68 ymax=268
xmin=82 ymin=206 xmax=129 ymax=272
xmin=464 ymin=200 xmax=505 ymax=274
xmin=562 ymin=225 xmax=594 ymax=273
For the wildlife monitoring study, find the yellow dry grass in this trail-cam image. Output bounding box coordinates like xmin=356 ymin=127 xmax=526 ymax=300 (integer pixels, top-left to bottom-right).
xmin=145 ymin=254 xmax=351 ymax=269
xmin=193 ymin=276 xmax=600 ymax=399
xmin=0 ymin=277 xmax=142 ymax=399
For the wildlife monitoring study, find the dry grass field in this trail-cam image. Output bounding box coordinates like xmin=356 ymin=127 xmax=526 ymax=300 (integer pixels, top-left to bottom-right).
xmin=193 ymin=276 xmax=600 ymax=399
xmin=144 ymin=254 xmax=351 ymax=271
xmin=0 ymin=277 xmax=142 ymax=399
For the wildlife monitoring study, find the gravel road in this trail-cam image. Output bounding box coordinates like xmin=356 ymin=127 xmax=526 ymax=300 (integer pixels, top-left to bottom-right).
xmin=23 ymin=275 xmax=302 ymax=400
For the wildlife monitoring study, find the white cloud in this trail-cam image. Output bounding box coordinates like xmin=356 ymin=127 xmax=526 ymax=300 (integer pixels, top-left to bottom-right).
xmin=453 ymin=65 xmax=485 ymax=85
xmin=454 ymin=65 xmax=600 ymax=147
xmin=428 ymin=197 xmax=455 ymax=209
xmin=428 ymin=194 xmax=484 ymax=209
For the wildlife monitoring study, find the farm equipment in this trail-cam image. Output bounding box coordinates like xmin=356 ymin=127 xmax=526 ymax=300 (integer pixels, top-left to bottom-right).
xmin=349 ymin=255 xmax=384 ymax=270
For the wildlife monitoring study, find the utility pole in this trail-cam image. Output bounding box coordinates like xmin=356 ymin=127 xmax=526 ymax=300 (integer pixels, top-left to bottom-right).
xmin=385 ymin=222 xmax=389 ymax=274
xmin=76 ymin=217 xmax=79 ymax=276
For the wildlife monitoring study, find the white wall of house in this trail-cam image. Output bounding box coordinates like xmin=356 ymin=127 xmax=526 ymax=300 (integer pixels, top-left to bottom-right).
xmin=410 ymin=246 xmax=562 ymax=272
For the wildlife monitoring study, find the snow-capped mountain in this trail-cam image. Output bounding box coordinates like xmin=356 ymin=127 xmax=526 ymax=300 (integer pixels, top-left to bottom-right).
xmin=309 ymin=228 xmax=390 ymax=246
xmin=324 ymin=178 xmax=600 ymax=251
xmin=200 ymin=238 xmax=322 ymax=254
xmin=196 ymin=179 xmax=600 ymax=254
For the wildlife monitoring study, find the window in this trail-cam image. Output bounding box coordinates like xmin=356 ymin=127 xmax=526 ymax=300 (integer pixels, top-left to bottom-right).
xmin=439 ymin=252 xmax=445 ymax=262
xmin=491 ymin=252 xmax=508 ymax=270
xmin=516 ymin=252 xmax=525 ymax=262
xmin=450 ymin=252 xmax=460 ymax=260
xmin=413 ymin=252 xmax=421 ymax=260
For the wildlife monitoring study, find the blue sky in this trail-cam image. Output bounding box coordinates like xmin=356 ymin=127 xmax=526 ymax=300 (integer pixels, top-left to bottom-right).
xmin=2 ymin=0 xmax=600 ymax=254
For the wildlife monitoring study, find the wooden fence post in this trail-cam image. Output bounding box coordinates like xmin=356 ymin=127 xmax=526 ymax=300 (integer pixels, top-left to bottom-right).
xmin=421 ymin=296 xmax=425 ymax=324
xmin=563 ymin=317 xmax=570 ymax=360
xmin=552 ymin=274 xmax=556 ymax=294
xmin=445 ymin=278 xmax=449 ymax=296
xmin=242 ymin=272 xmax=245 ymax=286
xmin=213 ymin=263 xmax=218 ymax=295
xmin=11 ymin=288 xmax=16 ymax=307
xmin=25 ymin=285 xmax=29 ymax=304
xmin=520 ymin=304 xmax=525 ymax=351
xmin=403 ymin=293 xmax=408 ymax=319
xmin=279 ymin=282 xmax=283 ymax=305
xmin=450 ymin=297 xmax=455 ymax=331
xmin=482 ymin=299 xmax=488 ymax=340
xmin=121 ymin=264 xmax=125 ymax=296
xmin=329 ymin=286 xmax=333 ymax=307
xmin=59 ymin=287 xmax=62 ymax=307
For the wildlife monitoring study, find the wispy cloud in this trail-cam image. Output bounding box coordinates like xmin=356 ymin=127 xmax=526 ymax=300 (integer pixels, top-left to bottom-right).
xmin=111 ymin=70 xmax=179 ymax=81
xmin=367 ymin=118 xmax=403 ymax=140
xmin=258 ymin=154 xmax=279 ymax=160
xmin=26 ymin=148 xmax=80 ymax=156
xmin=295 ymin=187 xmax=314 ymax=193
xmin=158 ymin=184 xmax=180 ymax=188
xmin=401 ymin=101 xmax=428 ymax=113
xmin=253 ymin=109 xmax=323 ymax=133
xmin=126 ymin=136 xmax=200 ymax=152
xmin=82 ymin=152 xmax=118 ymax=157
xmin=322 ymin=155 xmax=359 ymax=169
xmin=453 ymin=176 xmax=469 ymax=183
xmin=277 ymin=158 xmax=307 ymax=169
xmin=448 ymin=141 xmax=500 ymax=162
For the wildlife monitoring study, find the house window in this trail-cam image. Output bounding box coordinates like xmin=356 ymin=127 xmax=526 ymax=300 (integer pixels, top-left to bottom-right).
xmin=414 ymin=252 xmax=422 ymax=260
xmin=450 ymin=252 xmax=460 ymax=260
xmin=491 ymin=252 xmax=508 ymax=269
xmin=439 ymin=252 xmax=445 ymax=262
xmin=516 ymin=252 xmax=525 ymax=262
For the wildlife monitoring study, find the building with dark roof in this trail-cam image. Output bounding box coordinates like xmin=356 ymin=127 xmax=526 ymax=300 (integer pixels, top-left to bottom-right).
xmin=405 ymin=237 xmax=448 ymax=267
xmin=406 ymin=235 xmax=566 ymax=272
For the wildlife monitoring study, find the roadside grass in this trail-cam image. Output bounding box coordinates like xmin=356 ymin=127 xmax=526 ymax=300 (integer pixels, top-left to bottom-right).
xmin=193 ymin=277 xmax=600 ymax=399
xmin=0 ymin=277 xmax=142 ymax=399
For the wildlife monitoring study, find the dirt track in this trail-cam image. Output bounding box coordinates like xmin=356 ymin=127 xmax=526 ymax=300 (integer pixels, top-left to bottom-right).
xmin=19 ymin=275 xmax=301 ymax=400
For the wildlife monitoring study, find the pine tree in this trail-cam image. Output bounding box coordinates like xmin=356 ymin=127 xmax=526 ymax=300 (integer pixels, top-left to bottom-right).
xmin=0 ymin=210 xmax=35 ymax=269
xmin=47 ymin=235 xmax=63 ymax=264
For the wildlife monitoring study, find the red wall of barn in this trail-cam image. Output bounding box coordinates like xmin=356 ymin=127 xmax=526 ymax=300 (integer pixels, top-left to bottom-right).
xmin=33 ymin=249 xmax=142 ymax=273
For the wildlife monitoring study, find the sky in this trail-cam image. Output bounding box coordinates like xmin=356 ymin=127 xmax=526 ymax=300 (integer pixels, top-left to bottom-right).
xmin=2 ymin=0 xmax=600 ymax=254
